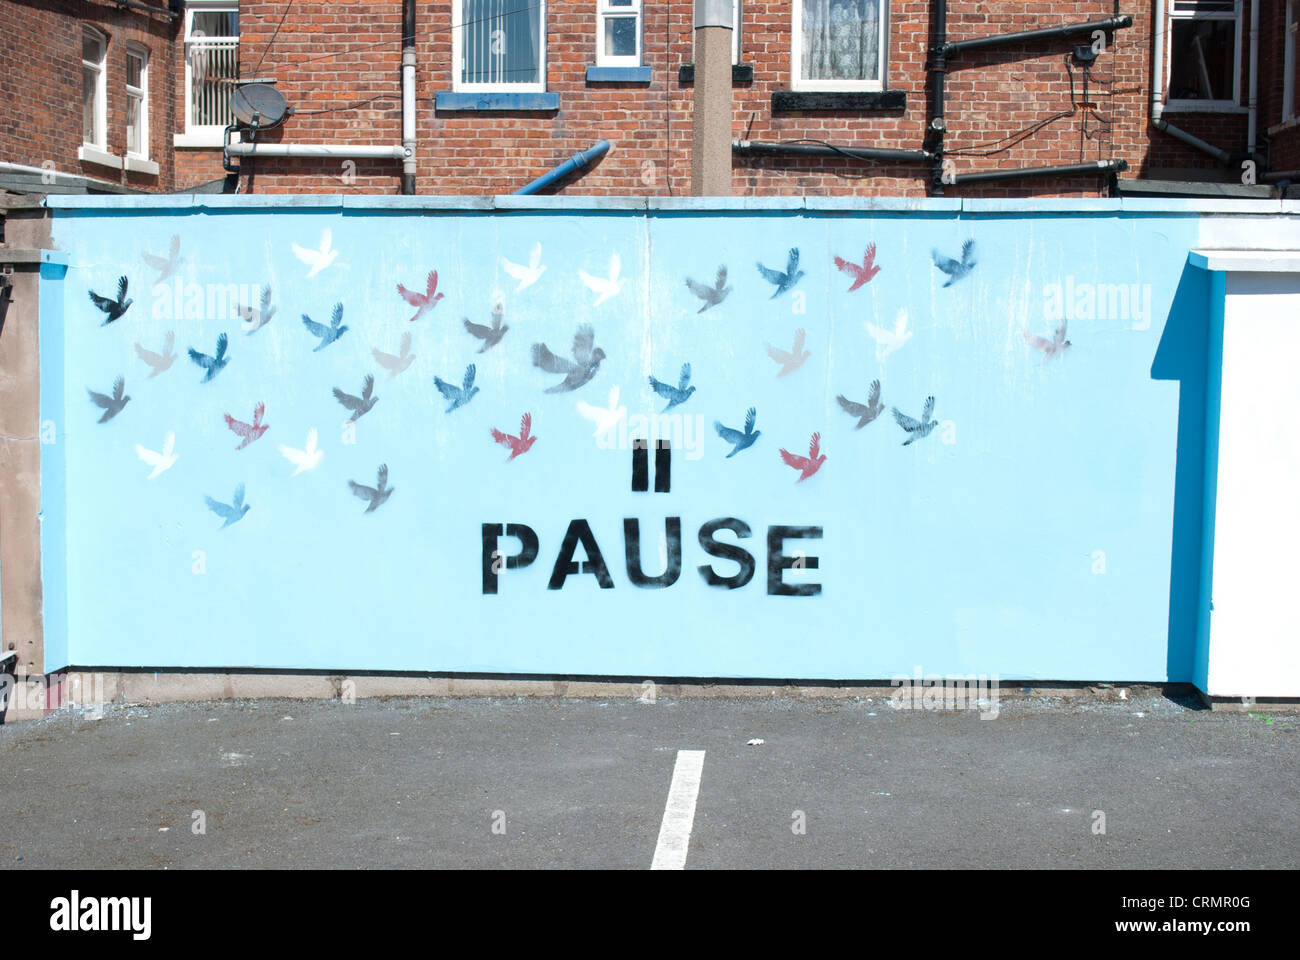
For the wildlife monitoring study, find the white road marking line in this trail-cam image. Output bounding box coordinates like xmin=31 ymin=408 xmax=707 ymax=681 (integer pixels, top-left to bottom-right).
xmin=651 ymin=749 xmax=706 ymax=870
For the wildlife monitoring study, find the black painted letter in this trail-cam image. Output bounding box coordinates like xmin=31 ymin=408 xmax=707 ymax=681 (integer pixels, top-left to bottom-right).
xmin=482 ymin=523 xmax=539 ymax=594
xmin=623 ymin=517 xmax=682 ymax=588
xmin=548 ymin=519 xmax=615 ymax=590
xmin=766 ymin=525 xmax=822 ymax=596
xmin=697 ymin=518 xmax=756 ymax=589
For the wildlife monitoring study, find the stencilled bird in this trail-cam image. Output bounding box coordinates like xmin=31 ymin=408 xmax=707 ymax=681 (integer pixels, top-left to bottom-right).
xmin=88 ymin=276 xmax=133 ymax=325
xmin=396 ymin=270 xmax=444 ymax=322
xmin=865 ymin=308 xmax=912 ymax=362
xmin=685 ymin=265 xmax=732 ymax=313
xmin=188 ymin=332 xmax=230 ymax=382
xmin=837 ymin=379 xmax=885 ymax=429
xmin=463 ymin=301 xmax=508 ymax=353
xmin=1023 ymin=321 xmax=1072 ymax=361
xmin=134 ymin=331 xmax=176 ymax=377
xmin=779 ymin=432 xmax=826 ymax=482
xmin=500 ymin=242 xmax=547 ymax=292
xmin=434 ymin=363 xmax=480 ymax=412
xmin=291 ymin=228 xmax=339 ymax=278
xmin=239 ymin=284 xmax=276 ymax=334
xmin=303 ymin=303 xmax=348 ymax=352
xmin=756 ymin=248 xmax=804 ymax=299
xmin=491 ymin=412 xmax=537 ymax=461
xmin=715 ymin=407 xmax=760 ymax=458
xmin=142 ymin=234 xmax=183 ymax=283
xmin=349 ymin=464 xmax=393 ymax=513
xmin=134 ymin=431 xmax=178 ymax=479
xmin=833 ymin=243 xmax=881 ymax=291
xmin=333 ymin=374 xmax=378 ymax=423
xmin=224 ymin=401 xmax=269 ymax=450
xmin=932 ymin=240 xmax=977 ymax=287
xmin=278 ymin=428 xmax=323 ymax=477
xmin=892 ymin=395 xmax=938 ymax=445
xmin=204 ymin=483 xmax=249 ymax=529
xmin=87 ymin=376 xmax=130 ymax=423
xmin=532 ymin=324 xmax=606 ymax=393
xmin=576 ymin=386 xmax=626 ymax=440
xmin=578 ymin=253 xmax=625 ymax=306
xmin=372 ymin=331 xmax=415 ymax=378
xmin=649 ymin=363 xmax=696 ymax=411
xmin=766 ymin=328 xmax=810 ymax=377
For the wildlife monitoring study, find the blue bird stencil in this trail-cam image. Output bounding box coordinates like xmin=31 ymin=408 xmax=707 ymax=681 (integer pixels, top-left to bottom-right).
xmin=756 ymin=248 xmax=804 ymax=298
xmin=303 ymin=302 xmax=348 ymax=351
xmin=204 ymin=483 xmax=249 ymax=528
xmin=434 ymin=363 xmax=480 ymax=412
xmin=649 ymin=363 xmax=696 ymax=411
xmin=715 ymin=407 xmax=760 ymax=458
xmin=188 ymin=333 xmax=229 ymax=382
xmin=932 ymin=240 xmax=977 ymax=287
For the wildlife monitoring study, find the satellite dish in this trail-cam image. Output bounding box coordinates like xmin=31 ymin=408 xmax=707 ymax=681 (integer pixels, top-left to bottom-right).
xmin=231 ymin=83 xmax=289 ymax=128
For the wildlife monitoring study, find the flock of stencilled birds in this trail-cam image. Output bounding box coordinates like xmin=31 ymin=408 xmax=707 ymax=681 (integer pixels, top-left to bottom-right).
xmin=83 ymin=230 xmax=1067 ymax=529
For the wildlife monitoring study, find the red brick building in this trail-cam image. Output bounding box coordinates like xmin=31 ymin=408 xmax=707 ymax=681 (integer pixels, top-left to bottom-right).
xmin=0 ymin=1 xmax=1295 ymax=197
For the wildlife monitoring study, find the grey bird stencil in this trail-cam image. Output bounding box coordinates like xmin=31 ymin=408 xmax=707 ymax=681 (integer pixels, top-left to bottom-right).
xmin=204 ymin=483 xmax=249 ymax=528
xmin=767 ymin=328 xmax=810 ymax=376
xmin=715 ymin=407 xmax=760 ymax=458
xmin=303 ymin=302 xmax=348 ymax=352
xmin=372 ymin=331 xmax=414 ymax=377
xmin=434 ymin=363 xmax=479 ymax=412
xmin=87 ymin=376 xmax=130 ymax=423
xmin=334 ymin=374 xmax=378 ymax=422
xmin=88 ymin=276 xmax=132 ymax=325
xmin=685 ymin=266 xmax=732 ymax=312
xmin=1023 ymin=321 xmax=1072 ymax=361
xmin=649 ymin=363 xmax=696 ymax=411
xmin=532 ymin=324 xmax=606 ymax=393
xmin=240 ymin=284 xmax=276 ymax=334
xmin=892 ymin=396 xmax=938 ymax=445
xmin=464 ymin=302 xmax=508 ymax=353
xmin=349 ymin=464 xmax=393 ymax=513
xmin=756 ymin=248 xmax=804 ymax=298
xmin=932 ymin=240 xmax=977 ymax=287
xmin=837 ymin=379 xmax=885 ymax=429
xmin=188 ymin=332 xmax=229 ymax=382
xmin=142 ymin=234 xmax=183 ymax=283
xmin=134 ymin=331 xmax=176 ymax=377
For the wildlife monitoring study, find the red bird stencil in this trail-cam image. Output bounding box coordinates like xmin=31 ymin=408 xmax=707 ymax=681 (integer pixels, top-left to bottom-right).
xmin=396 ymin=270 xmax=444 ymax=321
xmin=491 ymin=412 xmax=537 ymax=460
xmin=779 ymin=432 xmax=826 ymax=482
xmin=833 ymin=243 xmax=881 ymax=291
xmin=224 ymin=401 xmax=269 ymax=450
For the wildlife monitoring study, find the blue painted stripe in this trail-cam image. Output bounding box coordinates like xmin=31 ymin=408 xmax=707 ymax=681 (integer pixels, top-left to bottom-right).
xmin=434 ymin=91 xmax=560 ymax=111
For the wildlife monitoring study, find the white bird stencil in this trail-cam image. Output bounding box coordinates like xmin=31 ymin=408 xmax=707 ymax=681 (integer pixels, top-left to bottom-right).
xmin=278 ymin=428 xmax=323 ymax=476
xmin=865 ymin=308 xmax=912 ymax=361
xmin=578 ymin=252 xmax=624 ymax=306
xmin=372 ymin=331 xmax=415 ymax=377
xmin=576 ymin=386 xmax=626 ymax=440
xmin=501 ymin=242 xmax=547 ymax=291
xmin=134 ymin=431 xmax=178 ymax=479
xmin=142 ymin=234 xmax=183 ymax=283
xmin=291 ymin=228 xmax=339 ymax=278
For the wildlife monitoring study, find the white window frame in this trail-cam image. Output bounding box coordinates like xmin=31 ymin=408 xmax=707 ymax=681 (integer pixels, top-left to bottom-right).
xmin=595 ymin=0 xmax=641 ymax=69
xmin=179 ymin=0 xmax=239 ymax=147
xmin=82 ymin=28 xmax=107 ymax=150
xmin=1284 ymin=0 xmax=1298 ymax=122
xmin=452 ymin=0 xmax=547 ymax=93
xmin=1164 ymin=0 xmax=1243 ymax=113
xmin=125 ymin=44 xmax=149 ymax=160
xmin=791 ymin=0 xmax=888 ymax=93
xmin=732 ymin=0 xmax=741 ymax=65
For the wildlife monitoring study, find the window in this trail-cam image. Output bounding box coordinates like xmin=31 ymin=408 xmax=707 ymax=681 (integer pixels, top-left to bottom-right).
xmin=126 ymin=46 xmax=148 ymax=158
xmin=454 ymin=0 xmax=546 ymax=92
xmin=1285 ymin=0 xmax=1298 ymax=121
xmin=82 ymin=28 xmax=106 ymax=149
xmin=181 ymin=1 xmax=239 ymax=144
xmin=792 ymin=0 xmax=887 ymax=91
xmin=597 ymin=0 xmax=640 ymax=68
xmin=1166 ymin=0 xmax=1241 ymax=109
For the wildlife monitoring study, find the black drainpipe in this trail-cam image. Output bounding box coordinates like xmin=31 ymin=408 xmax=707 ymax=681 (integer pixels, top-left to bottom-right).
xmin=928 ymin=0 xmax=949 ymax=195
xmin=401 ymin=0 xmax=416 ymax=195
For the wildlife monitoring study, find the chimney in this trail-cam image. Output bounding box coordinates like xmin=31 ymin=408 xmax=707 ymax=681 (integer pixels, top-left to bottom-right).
xmin=691 ymin=0 xmax=733 ymax=196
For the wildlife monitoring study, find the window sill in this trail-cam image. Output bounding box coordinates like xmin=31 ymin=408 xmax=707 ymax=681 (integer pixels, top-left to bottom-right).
xmin=174 ymin=131 xmax=226 ymax=148
xmin=1268 ymin=116 xmax=1299 ymax=136
xmin=125 ymin=155 xmax=159 ymax=176
xmin=586 ymin=65 xmax=651 ymax=84
xmin=77 ymin=145 xmax=120 ymax=170
xmin=435 ymin=91 xmax=559 ymax=112
xmin=677 ymin=63 xmax=754 ymax=84
xmin=773 ymin=90 xmax=905 ymax=112
xmin=1162 ymin=101 xmax=1248 ymax=114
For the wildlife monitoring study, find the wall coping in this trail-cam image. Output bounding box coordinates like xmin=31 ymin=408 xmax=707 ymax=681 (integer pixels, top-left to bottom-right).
xmin=41 ymin=194 xmax=1300 ymax=216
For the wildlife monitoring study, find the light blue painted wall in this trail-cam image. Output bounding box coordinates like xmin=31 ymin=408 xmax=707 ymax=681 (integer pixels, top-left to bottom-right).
xmin=44 ymin=201 xmax=1205 ymax=680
